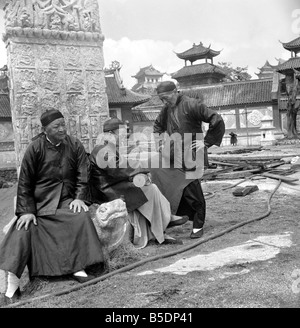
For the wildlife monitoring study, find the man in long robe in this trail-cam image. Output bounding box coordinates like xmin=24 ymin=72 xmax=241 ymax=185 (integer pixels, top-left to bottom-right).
xmin=89 ymin=118 xmax=188 ymax=249
xmin=151 ymin=81 xmax=225 ymax=239
xmin=0 ymin=109 xmax=104 ymax=305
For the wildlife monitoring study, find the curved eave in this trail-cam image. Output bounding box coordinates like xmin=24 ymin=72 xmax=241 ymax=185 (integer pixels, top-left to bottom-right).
xmin=276 ymin=57 xmax=300 ymax=74
xmin=175 ymin=49 xmax=221 ymax=61
xmin=281 ymin=36 xmax=300 ymax=52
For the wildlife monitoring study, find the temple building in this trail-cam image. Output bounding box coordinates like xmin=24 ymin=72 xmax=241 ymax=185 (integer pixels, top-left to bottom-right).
xmin=255 ymin=60 xmax=278 ymax=79
xmin=131 ymin=65 xmax=165 ymax=95
xmin=171 ymin=42 xmax=227 ymax=87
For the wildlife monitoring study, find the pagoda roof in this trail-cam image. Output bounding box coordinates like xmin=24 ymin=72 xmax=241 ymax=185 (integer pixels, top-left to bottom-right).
xmin=181 ymin=79 xmax=273 ymax=108
xmin=0 ymin=94 xmax=10 ymax=118
xmin=276 ymin=57 xmax=300 ymax=74
xmin=172 ymin=63 xmax=227 ymax=79
xmin=281 ymin=36 xmax=300 ymax=52
xmin=175 ymin=42 xmax=221 ymax=61
xmin=132 ymin=65 xmax=164 ymax=78
xmin=105 ymin=76 xmax=150 ymax=106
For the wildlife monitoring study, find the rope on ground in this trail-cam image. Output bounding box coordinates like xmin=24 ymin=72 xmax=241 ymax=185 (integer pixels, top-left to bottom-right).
xmin=4 ymin=179 xmax=282 ymax=308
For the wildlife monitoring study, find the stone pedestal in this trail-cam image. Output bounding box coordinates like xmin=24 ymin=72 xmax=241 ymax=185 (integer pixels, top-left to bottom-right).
xmin=2 ymin=0 xmax=109 ymax=169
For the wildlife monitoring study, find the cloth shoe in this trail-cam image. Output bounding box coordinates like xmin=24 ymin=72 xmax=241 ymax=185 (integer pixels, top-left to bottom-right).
xmin=72 ymin=274 xmax=96 ymax=283
xmin=167 ymin=215 xmax=189 ymax=228
xmin=190 ymin=228 xmax=204 ymax=239
xmin=162 ymin=234 xmax=183 ymax=245
xmin=0 ymin=288 xmax=21 ymax=307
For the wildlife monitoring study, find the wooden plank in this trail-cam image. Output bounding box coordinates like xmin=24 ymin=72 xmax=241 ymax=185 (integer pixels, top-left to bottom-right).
xmin=260 ymin=172 xmax=299 ymax=183
xmin=204 ymin=168 xmax=262 ymax=180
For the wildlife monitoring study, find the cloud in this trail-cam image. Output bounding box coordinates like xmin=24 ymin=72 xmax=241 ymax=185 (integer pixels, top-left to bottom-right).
xmin=103 ymin=37 xmax=186 ymax=88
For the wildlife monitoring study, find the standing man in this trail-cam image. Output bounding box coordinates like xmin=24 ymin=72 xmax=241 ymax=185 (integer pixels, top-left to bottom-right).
xmin=0 ymin=109 xmax=104 ymax=305
xmin=152 ymin=81 xmax=225 ymax=239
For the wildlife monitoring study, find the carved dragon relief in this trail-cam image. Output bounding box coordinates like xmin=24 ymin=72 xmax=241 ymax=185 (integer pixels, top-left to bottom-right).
xmin=3 ymin=0 xmax=102 ymax=41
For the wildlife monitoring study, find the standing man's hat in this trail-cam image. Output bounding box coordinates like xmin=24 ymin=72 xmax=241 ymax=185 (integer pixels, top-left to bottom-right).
xmin=41 ymin=109 xmax=64 ymax=127
xmin=103 ymin=117 xmax=125 ymax=132
xmin=156 ymin=81 xmax=177 ymax=94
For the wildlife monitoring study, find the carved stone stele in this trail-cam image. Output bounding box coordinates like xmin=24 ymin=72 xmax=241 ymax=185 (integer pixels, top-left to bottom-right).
xmin=3 ymin=0 xmax=109 ymax=168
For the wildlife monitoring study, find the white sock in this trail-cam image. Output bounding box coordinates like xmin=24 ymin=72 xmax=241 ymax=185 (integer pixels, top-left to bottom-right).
xmin=5 ymin=272 xmax=20 ymax=298
xmin=73 ymin=270 xmax=88 ymax=277
xmin=193 ymin=228 xmax=203 ymax=233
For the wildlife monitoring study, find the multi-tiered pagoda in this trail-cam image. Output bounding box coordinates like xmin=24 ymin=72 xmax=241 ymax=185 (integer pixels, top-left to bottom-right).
xmin=131 ymin=65 xmax=165 ymax=95
xmin=277 ymin=36 xmax=300 ymax=82
xmin=255 ymin=60 xmax=277 ymax=79
xmin=172 ymin=42 xmax=227 ymax=87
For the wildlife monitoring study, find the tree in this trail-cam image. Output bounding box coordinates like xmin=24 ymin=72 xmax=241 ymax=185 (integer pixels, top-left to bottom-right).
xmin=218 ymin=62 xmax=252 ymax=82
xmin=285 ymin=69 xmax=300 ymax=139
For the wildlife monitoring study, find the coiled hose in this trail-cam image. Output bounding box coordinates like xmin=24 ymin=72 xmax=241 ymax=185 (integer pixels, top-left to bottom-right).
xmin=5 ymin=178 xmax=282 ymax=308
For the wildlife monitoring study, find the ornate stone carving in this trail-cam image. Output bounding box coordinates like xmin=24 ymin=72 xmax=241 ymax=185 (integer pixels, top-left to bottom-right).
xmin=3 ymin=0 xmax=102 ymax=39
xmin=85 ymin=48 xmax=103 ymax=69
xmin=39 ymin=90 xmax=61 ymax=112
xmin=66 ymin=70 xmax=84 ymax=92
xmin=4 ymin=0 xmax=109 ymax=168
xmin=68 ymin=117 xmax=78 ymax=138
xmin=38 ymin=69 xmax=60 ymax=92
xmin=86 ymin=71 xmax=105 ymax=92
xmin=11 ymin=44 xmax=35 ymax=67
xmin=15 ymin=93 xmax=38 ymax=116
xmin=30 ymin=116 xmax=42 ymax=139
xmin=89 ymin=93 xmax=108 ymax=114
xmin=66 ymin=93 xmax=87 ymax=115
xmin=90 ymin=115 xmax=101 ymax=138
xmin=37 ymin=45 xmax=59 ymax=68
xmin=15 ymin=69 xmax=37 ymax=93
xmin=60 ymin=46 xmax=81 ymax=68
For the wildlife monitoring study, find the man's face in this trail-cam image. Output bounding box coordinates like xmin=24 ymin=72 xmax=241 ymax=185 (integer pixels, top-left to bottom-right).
xmin=158 ymin=90 xmax=178 ymax=107
xmin=44 ymin=118 xmax=67 ymax=144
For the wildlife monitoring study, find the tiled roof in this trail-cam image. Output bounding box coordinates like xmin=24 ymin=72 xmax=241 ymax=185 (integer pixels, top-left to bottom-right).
xmin=172 ymin=63 xmax=227 ymax=79
xmin=180 ymin=79 xmax=273 ymax=108
xmin=175 ymin=42 xmax=221 ymax=61
xmin=105 ymin=76 xmax=150 ymax=106
xmin=135 ymin=95 xmax=163 ymax=109
xmin=276 ymin=57 xmax=300 ymax=73
xmin=282 ymin=37 xmax=300 ymax=51
xmin=132 ymin=65 xmax=164 ymax=78
xmin=0 ymin=94 xmax=11 ymax=118
xmin=132 ymin=109 xmax=161 ymax=122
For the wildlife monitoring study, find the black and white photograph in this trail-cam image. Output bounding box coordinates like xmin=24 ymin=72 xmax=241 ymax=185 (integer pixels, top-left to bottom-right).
xmin=0 ymin=0 xmax=300 ymax=313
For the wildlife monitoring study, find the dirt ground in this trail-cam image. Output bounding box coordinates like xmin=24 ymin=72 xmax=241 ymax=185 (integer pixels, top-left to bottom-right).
xmin=1 ymin=144 xmax=300 ymax=310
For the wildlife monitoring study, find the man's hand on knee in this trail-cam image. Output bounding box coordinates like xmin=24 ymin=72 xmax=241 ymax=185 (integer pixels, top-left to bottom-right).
xmin=16 ymin=214 xmax=37 ymax=231
xmin=69 ymin=199 xmax=89 ymax=213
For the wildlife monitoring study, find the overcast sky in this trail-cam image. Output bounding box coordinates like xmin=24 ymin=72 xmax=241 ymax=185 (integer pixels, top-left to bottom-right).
xmin=0 ymin=0 xmax=300 ymax=88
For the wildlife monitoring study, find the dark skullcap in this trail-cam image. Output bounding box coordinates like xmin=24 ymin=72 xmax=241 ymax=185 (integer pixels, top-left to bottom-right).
xmin=156 ymin=81 xmax=177 ymax=94
xmin=40 ymin=109 xmax=64 ymax=127
xmin=103 ymin=117 xmax=125 ymax=132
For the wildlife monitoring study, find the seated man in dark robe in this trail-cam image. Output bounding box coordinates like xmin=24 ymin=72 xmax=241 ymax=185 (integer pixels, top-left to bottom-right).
xmin=89 ymin=118 xmax=188 ymax=249
xmin=0 ymin=109 xmax=105 ymax=305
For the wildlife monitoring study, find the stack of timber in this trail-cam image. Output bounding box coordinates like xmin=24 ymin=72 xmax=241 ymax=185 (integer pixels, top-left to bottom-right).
xmin=203 ymin=158 xmax=299 ymax=183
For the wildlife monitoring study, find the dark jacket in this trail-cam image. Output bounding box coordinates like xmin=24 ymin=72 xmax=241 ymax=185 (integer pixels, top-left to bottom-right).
xmin=16 ymin=134 xmax=90 ymax=217
xmin=154 ymin=94 xmax=225 ymax=147
xmin=89 ymin=143 xmax=149 ymax=212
